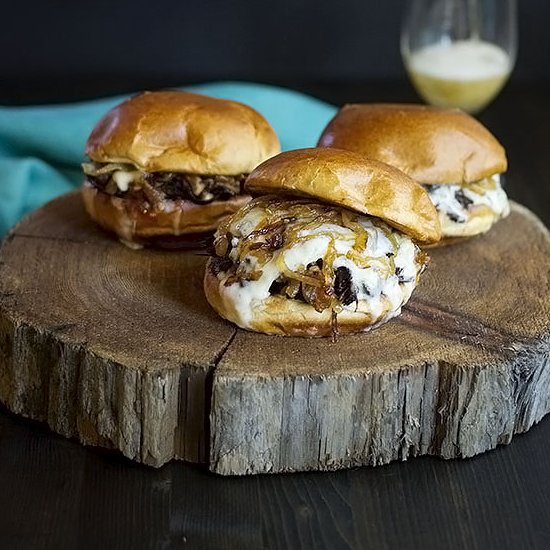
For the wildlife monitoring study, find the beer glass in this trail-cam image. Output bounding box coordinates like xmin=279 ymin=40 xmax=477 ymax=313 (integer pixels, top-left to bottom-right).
xmin=401 ymin=0 xmax=517 ymax=113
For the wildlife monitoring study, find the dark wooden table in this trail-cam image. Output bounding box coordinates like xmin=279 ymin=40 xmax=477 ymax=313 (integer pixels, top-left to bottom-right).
xmin=1 ymin=82 xmax=550 ymax=550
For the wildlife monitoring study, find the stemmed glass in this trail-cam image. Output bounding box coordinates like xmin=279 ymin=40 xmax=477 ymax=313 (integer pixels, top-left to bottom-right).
xmin=401 ymin=0 xmax=518 ymax=113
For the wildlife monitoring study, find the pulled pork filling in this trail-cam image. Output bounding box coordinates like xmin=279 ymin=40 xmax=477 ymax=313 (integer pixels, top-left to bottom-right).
xmin=82 ymin=162 xmax=246 ymax=206
xmin=210 ymin=196 xmax=429 ymax=329
xmin=424 ymin=174 xmax=509 ymax=224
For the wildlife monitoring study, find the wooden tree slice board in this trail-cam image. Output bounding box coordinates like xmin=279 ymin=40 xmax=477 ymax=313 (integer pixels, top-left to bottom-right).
xmin=1 ymin=192 xmax=549 ymax=475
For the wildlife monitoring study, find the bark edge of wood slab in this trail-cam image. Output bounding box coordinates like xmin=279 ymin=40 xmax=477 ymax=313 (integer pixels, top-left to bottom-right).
xmin=0 ymin=192 xmax=549 ymax=474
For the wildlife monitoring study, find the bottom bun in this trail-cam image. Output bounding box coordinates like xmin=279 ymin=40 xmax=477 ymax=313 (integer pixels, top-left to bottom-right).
xmin=424 ymin=177 xmax=510 ymax=243
xmin=82 ymin=185 xmax=251 ymax=248
xmin=204 ymin=267 xmax=401 ymax=337
xmin=438 ymin=204 xmax=505 ymax=240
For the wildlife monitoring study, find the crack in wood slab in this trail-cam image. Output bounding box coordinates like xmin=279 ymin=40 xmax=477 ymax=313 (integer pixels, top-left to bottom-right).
xmin=50 ymin=322 xmax=79 ymax=333
xmin=211 ymin=329 xmax=238 ymax=368
xmin=401 ymin=299 xmax=527 ymax=353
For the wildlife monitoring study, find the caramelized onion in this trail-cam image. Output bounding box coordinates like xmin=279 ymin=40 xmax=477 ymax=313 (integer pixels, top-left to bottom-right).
xmin=214 ymin=234 xmax=230 ymax=257
xmin=275 ymin=254 xmax=324 ymax=287
xmin=213 ymin=196 xmax=421 ymax=314
xmin=341 ymin=209 xmax=369 ymax=251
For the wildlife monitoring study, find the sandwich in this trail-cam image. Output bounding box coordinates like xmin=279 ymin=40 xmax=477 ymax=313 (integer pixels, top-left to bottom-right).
xmin=82 ymin=90 xmax=280 ymax=248
xmin=318 ymin=104 xmax=509 ymax=241
xmin=204 ymin=148 xmax=441 ymax=337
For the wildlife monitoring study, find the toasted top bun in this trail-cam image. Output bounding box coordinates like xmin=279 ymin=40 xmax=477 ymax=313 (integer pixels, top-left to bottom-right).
xmin=86 ymin=91 xmax=280 ymax=175
xmin=244 ymin=147 xmax=441 ymax=244
xmin=317 ymin=104 xmax=507 ymax=184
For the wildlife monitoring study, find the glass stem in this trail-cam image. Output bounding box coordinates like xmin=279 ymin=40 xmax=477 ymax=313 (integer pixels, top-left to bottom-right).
xmin=469 ymin=0 xmax=480 ymax=40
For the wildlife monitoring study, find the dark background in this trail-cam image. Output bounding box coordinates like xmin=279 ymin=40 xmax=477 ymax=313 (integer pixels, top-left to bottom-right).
xmin=2 ymin=0 xmax=549 ymax=105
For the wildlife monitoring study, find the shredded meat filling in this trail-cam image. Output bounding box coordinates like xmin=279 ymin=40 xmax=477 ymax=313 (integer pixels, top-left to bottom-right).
xmin=265 ymin=259 xmax=335 ymax=313
xmin=86 ymin=170 xmax=247 ymax=206
xmin=300 ymin=263 xmax=333 ymax=312
xmin=246 ymin=220 xmax=287 ymax=252
xmin=334 ymin=266 xmax=356 ymax=305
xmin=209 ymin=256 xmax=234 ymax=277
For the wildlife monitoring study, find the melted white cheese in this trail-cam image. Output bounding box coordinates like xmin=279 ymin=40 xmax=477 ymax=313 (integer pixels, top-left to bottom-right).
xmin=220 ymin=208 xmax=423 ymax=327
xmin=229 ymin=206 xmax=266 ymax=237
xmin=426 ymin=174 xmax=509 ymax=224
xmin=112 ymin=170 xmax=140 ymax=192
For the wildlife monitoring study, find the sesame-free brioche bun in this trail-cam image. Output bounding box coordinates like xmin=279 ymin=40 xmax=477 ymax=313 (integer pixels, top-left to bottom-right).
xmin=204 ymin=268 xmax=401 ymax=337
xmin=245 ymin=147 xmax=441 ymax=244
xmin=423 ymin=215 xmax=499 ymax=248
xmin=86 ymin=90 xmax=280 ymax=175
xmin=317 ymin=104 xmax=507 ymax=184
xmin=82 ymin=184 xmax=251 ymax=248
xmin=438 ymin=204 xmax=503 ymax=239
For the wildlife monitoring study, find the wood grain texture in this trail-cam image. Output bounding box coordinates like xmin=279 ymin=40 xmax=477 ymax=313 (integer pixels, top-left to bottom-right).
xmin=0 ymin=192 xmax=549 ymax=475
xmin=0 ymin=194 xmax=236 ymax=466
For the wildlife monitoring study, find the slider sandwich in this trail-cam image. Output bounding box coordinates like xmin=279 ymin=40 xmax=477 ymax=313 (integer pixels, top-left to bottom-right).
xmin=318 ymin=104 xmax=509 ymax=241
xmin=204 ymin=148 xmax=441 ymax=337
xmin=82 ymin=91 xmax=280 ymax=248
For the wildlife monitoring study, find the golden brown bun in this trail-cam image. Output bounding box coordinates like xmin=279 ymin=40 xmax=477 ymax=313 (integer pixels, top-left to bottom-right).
xmin=244 ymin=147 xmax=441 ymax=244
xmin=204 ymin=267 xmax=400 ymax=337
xmin=82 ymin=185 xmax=251 ymax=247
xmin=424 ymin=206 xmax=509 ymax=247
xmin=438 ymin=204 xmax=505 ymax=240
xmin=86 ymin=91 xmax=280 ymax=175
xmin=317 ymin=104 xmax=507 ymax=184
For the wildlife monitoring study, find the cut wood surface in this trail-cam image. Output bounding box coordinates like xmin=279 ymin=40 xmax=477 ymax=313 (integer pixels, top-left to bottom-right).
xmin=0 ymin=192 xmax=549 ymax=474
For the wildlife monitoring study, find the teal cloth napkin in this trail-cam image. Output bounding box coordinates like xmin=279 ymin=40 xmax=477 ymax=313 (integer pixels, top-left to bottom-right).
xmin=0 ymin=81 xmax=337 ymax=237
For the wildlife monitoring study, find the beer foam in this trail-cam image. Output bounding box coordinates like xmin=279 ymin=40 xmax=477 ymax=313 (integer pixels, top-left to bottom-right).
xmin=408 ymin=40 xmax=510 ymax=80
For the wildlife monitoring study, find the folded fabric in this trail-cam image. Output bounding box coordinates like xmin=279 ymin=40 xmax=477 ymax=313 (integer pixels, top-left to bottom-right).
xmin=0 ymin=81 xmax=337 ymax=237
